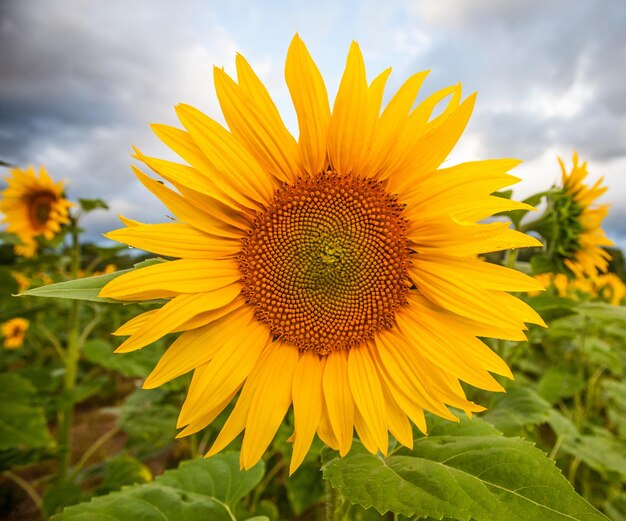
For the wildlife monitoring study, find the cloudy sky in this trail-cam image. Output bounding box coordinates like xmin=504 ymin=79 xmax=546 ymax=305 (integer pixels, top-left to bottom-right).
xmin=1 ymin=0 xmax=625 ymax=249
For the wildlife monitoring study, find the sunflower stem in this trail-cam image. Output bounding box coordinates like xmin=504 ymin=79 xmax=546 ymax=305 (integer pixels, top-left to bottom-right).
xmin=57 ymin=218 xmax=83 ymax=481
xmin=504 ymin=248 xmax=518 ymax=269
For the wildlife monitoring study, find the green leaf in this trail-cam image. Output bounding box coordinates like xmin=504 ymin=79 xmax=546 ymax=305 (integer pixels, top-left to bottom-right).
xmin=575 ymin=302 xmax=626 ymax=322
xmin=546 ymin=410 xmax=579 ymax=439
xmin=526 ymin=295 xmax=577 ymax=322
xmin=0 ymin=374 xmax=54 ymax=450
xmin=97 ymin=454 xmax=152 ymax=494
xmin=83 ymin=339 xmax=162 ymax=378
xmin=537 ymin=367 xmax=586 ymax=404
xmin=0 ymin=266 xmax=18 ymax=297
xmin=18 ymin=258 xmax=165 ymax=302
xmin=78 ymin=198 xmax=109 ymax=213
xmin=119 ymin=389 xmax=179 ymax=452
xmin=286 ymin=460 xmax=326 ymax=515
xmin=492 ymin=190 xmax=513 ymax=200
xmin=44 ymin=479 xmax=90 ymax=517
xmin=604 ymin=380 xmax=626 ymax=439
xmin=53 ymin=454 xmax=265 ymax=521
xmin=531 ymin=253 xmax=559 ymax=275
xmin=322 ymin=418 xmax=608 ymax=520
xmin=481 ymin=385 xmax=552 ymax=435
xmin=581 ymin=337 xmax=624 ymax=375
xmin=561 ymin=431 xmax=626 ymax=478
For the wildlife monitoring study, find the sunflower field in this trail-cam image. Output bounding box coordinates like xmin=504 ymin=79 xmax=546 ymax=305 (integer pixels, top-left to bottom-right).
xmin=1 ymin=36 xmax=625 ymax=521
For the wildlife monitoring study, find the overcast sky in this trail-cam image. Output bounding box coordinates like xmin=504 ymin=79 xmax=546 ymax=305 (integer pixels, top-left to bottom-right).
xmin=1 ymin=0 xmax=625 ymax=251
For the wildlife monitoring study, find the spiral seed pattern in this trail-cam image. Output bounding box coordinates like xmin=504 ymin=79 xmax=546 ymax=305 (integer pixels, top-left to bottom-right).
xmin=239 ymin=172 xmax=410 ymax=354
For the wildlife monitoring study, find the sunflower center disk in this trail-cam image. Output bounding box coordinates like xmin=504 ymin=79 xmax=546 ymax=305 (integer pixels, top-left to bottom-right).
xmin=27 ymin=192 xmax=55 ymax=229
xmin=239 ymin=172 xmax=410 ymax=355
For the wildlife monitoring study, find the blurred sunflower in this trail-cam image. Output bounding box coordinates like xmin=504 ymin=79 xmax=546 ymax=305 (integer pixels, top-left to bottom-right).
xmin=101 ymin=35 xmax=544 ymax=473
xmin=1 ymin=318 xmax=29 ymax=349
xmin=0 ymin=166 xmax=73 ymax=257
xmin=595 ymin=273 xmax=625 ymax=306
xmin=11 ymin=271 xmax=31 ymax=292
xmin=556 ymin=153 xmax=613 ymax=277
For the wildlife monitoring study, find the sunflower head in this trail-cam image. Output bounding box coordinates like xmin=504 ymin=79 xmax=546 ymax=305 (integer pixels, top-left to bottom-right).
xmin=534 ymin=153 xmax=613 ymax=278
xmin=1 ymin=318 xmax=29 ymax=349
xmin=102 ymin=35 xmax=545 ymax=473
xmin=0 ymin=166 xmax=73 ymax=257
xmin=595 ymin=272 xmax=626 ymax=306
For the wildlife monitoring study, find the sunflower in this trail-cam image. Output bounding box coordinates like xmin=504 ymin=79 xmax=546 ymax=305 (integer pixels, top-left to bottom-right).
xmin=0 ymin=166 xmax=73 ymax=257
xmin=556 ymin=153 xmax=613 ymax=278
xmin=595 ymin=273 xmax=626 ymax=306
xmin=1 ymin=318 xmax=29 ymax=349
xmin=101 ymin=35 xmax=544 ymax=473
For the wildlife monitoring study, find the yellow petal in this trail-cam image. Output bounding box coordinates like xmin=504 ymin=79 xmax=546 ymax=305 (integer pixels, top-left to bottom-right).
xmin=348 ymin=344 xmax=388 ymax=454
xmin=115 ymin=287 xmax=240 ymax=353
xmin=285 ymin=34 xmax=330 ymax=175
xmin=178 ymin=318 xmax=270 ymax=428
xmin=177 ymin=390 xmax=237 ymax=438
xmin=132 ymin=167 xmax=244 ymax=239
xmin=387 ymin=92 xmax=476 ymax=194
xmin=99 ymin=258 xmax=240 ymax=301
xmin=290 ymin=352 xmax=324 ymax=474
xmin=354 ymin=407 xmax=378 ymax=455
xmin=143 ymin=305 xmax=250 ymax=388
xmin=241 ymin=342 xmax=299 ymax=469
xmin=361 ymin=70 xmax=429 ymax=178
xmin=214 ymin=65 xmax=301 ymax=184
xmin=322 ymin=350 xmax=354 ymax=456
xmin=379 ymin=375 xmax=413 ymax=449
xmin=105 ymin=222 xmax=240 ymax=260
xmin=175 ymin=104 xmax=276 ymax=205
xmin=113 ymin=309 xmax=158 ymax=336
xmin=327 ymin=41 xmax=368 ymax=175
xmin=375 ymin=333 xmax=457 ymax=421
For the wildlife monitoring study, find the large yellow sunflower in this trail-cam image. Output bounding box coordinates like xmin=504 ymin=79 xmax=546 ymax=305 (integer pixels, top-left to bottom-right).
xmin=0 ymin=166 xmax=73 ymax=257
xmin=101 ymin=35 xmax=544 ymax=473
xmin=558 ymin=152 xmax=613 ymax=277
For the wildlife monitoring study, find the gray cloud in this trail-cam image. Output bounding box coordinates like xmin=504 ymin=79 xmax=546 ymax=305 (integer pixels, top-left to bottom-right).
xmin=0 ymin=0 xmax=624 ymax=252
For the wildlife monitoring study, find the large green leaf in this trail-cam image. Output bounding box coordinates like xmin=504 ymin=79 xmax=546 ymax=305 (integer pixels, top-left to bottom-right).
xmin=53 ymin=453 xmax=265 ymax=520
xmin=322 ymin=418 xmax=608 ymax=520
xmin=18 ymin=258 xmax=165 ymax=302
xmin=0 ymin=374 xmax=54 ymax=451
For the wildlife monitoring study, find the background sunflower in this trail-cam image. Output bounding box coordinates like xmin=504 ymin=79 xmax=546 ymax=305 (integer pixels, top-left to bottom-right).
xmin=0 ymin=166 xmax=73 ymax=257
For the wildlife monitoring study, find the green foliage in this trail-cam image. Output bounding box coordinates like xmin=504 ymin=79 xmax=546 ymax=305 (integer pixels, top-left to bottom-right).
xmin=537 ymin=367 xmax=586 ymax=404
xmin=52 ymin=453 xmax=265 ymax=521
xmin=77 ymin=198 xmax=109 ymax=213
xmin=0 ymin=374 xmax=54 ymax=451
xmin=482 ymin=384 xmax=552 ymax=435
xmin=44 ymin=479 xmax=90 ymax=518
xmin=96 ymin=454 xmax=153 ymax=494
xmin=118 ymin=389 xmax=179 ymax=452
xmin=83 ymin=338 xmax=162 ymax=378
xmin=322 ymin=418 xmax=608 ymax=520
